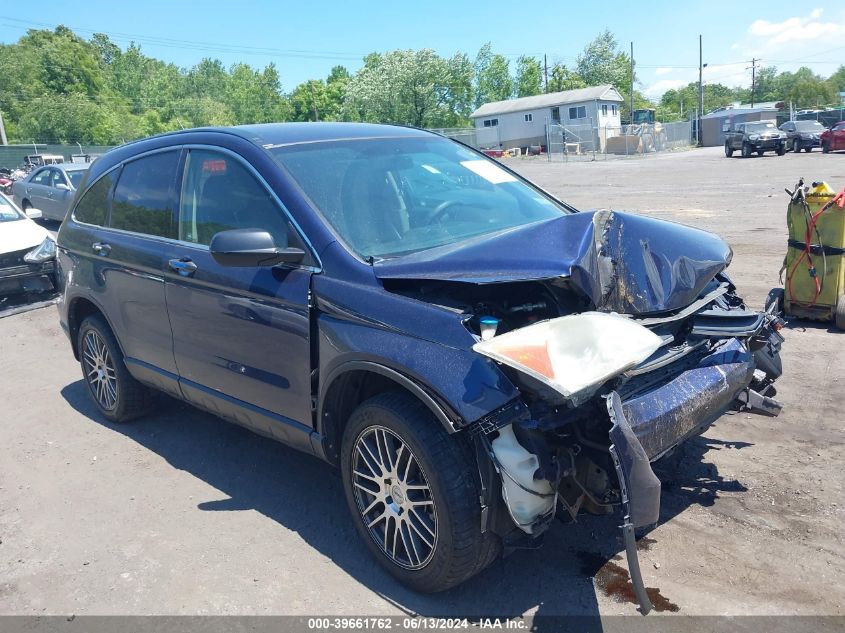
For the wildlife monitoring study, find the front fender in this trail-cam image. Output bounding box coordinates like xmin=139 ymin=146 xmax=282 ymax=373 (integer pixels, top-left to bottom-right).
xmin=317 ymin=312 xmax=520 ymax=432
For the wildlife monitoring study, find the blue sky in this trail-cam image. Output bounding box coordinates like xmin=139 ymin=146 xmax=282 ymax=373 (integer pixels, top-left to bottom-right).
xmin=2 ymin=1 xmax=843 ymax=98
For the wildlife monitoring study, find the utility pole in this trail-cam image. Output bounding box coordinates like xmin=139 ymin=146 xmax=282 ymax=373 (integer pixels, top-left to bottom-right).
xmin=544 ymin=54 xmax=548 ymax=92
xmin=0 ymin=110 xmax=7 ymax=146
xmin=698 ymin=34 xmax=704 ymax=145
xmin=309 ymin=81 xmax=319 ymax=122
xmin=629 ymin=42 xmax=634 ymax=124
xmin=748 ymin=58 xmax=758 ymax=108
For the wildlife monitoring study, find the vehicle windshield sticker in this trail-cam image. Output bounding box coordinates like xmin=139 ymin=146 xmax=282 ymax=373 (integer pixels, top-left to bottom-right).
xmin=460 ymin=160 xmax=517 ymax=184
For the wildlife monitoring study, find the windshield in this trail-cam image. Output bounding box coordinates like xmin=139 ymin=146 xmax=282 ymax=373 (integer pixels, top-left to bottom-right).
xmin=794 ymin=121 xmax=825 ymax=131
xmin=271 ymin=136 xmax=568 ymax=259
xmin=66 ymin=170 xmax=86 ymax=188
xmin=0 ymin=195 xmax=23 ymax=222
xmin=745 ymin=122 xmax=776 ymax=132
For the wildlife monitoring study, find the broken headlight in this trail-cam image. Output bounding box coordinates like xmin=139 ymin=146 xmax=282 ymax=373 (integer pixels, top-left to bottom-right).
xmin=24 ymin=237 xmax=57 ymax=263
xmin=473 ymin=312 xmax=662 ymax=400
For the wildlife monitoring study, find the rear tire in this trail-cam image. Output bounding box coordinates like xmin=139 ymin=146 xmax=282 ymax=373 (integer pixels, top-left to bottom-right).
xmin=757 ymin=149 xmax=765 ymax=156
xmin=77 ymin=315 xmax=156 ymax=423
xmin=804 ymin=147 xmax=812 ymax=153
xmin=341 ymin=392 xmax=501 ymax=593
xmin=835 ymin=295 xmax=845 ymax=331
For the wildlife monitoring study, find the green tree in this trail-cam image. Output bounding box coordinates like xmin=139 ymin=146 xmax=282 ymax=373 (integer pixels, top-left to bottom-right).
xmin=515 ymin=56 xmax=542 ymax=97
xmin=344 ymin=49 xmax=470 ymax=127
xmin=576 ymin=30 xmax=632 ymax=89
xmin=547 ymin=64 xmax=586 ymax=92
xmin=828 ymin=65 xmax=845 ymax=93
xmin=474 ymin=43 xmax=512 ymax=107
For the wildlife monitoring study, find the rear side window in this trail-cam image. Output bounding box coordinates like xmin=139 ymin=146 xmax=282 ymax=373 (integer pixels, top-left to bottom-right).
xmin=111 ymin=151 xmax=179 ymax=238
xmin=74 ymin=171 xmax=117 ymax=226
xmin=178 ymin=149 xmax=292 ymax=247
xmin=30 ymin=169 xmax=51 ymax=185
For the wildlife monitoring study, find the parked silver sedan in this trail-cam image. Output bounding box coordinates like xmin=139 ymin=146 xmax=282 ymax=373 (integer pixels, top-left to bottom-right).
xmin=12 ymin=163 xmax=90 ymax=222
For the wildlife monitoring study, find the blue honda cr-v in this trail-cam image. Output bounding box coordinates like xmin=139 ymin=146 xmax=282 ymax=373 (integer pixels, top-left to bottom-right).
xmin=56 ymin=123 xmax=784 ymax=612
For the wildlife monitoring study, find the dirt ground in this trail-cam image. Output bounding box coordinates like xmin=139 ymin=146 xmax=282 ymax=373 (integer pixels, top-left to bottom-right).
xmin=1 ymin=146 xmax=844 ymax=619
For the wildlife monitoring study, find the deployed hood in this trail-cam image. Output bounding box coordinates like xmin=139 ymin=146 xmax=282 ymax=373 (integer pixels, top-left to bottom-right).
xmin=374 ymin=210 xmax=732 ymax=315
xmin=0 ymin=217 xmax=50 ymax=254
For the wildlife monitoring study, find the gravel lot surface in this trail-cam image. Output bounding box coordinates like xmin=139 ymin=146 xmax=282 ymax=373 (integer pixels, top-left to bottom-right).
xmin=1 ymin=146 xmax=843 ymax=618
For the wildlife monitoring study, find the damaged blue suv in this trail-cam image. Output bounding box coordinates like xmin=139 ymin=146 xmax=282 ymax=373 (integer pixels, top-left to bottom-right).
xmin=56 ymin=123 xmax=784 ymax=612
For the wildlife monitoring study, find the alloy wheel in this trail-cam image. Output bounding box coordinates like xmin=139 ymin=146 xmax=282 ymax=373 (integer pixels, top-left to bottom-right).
xmin=351 ymin=425 xmax=438 ymax=570
xmin=82 ymin=330 xmax=118 ymax=410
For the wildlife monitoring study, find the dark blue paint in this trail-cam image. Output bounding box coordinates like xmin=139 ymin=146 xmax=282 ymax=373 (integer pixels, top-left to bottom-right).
xmin=375 ymin=210 xmax=733 ymax=315
xmin=621 ymin=338 xmax=755 ymax=460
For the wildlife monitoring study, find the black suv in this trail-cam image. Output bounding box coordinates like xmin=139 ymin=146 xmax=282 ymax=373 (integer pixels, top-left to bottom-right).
xmin=779 ymin=119 xmax=826 ymax=153
xmin=56 ymin=123 xmax=784 ymax=613
xmin=725 ymin=121 xmax=787 ymax=157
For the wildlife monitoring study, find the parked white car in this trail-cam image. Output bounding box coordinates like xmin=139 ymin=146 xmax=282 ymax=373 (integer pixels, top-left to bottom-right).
xmin=0 ymin=192 xmax=57 ymax=297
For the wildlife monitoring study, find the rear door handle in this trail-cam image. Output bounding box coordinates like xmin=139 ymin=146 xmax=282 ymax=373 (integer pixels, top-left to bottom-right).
xmin=92 ymin=242 xmax=111 ymax=256
xmin=168 ymin=258 xmax=198 ymax=277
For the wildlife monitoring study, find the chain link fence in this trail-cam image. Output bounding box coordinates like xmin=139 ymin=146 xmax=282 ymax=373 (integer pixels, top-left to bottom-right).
xmin=0 ymin=143 xmax=116 ymax=170
xmin=544 ymin=121 xmax=693 ymax=161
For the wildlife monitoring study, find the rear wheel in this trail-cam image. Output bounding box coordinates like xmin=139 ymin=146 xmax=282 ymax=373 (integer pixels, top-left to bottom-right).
xmin=78 ymin=315 xmax=156 ymax=422
xmin=792 ymin=139 xmax=800 ymax=153
xmin=757 ymin=149 xmax=765 ymax=156
xmin=341 ymin=392 xmax=500 ymax=593
xmin=724 ymin=142 xmax=734 ymax=158
xmin=804 ymin=147 xmax=812 ymax=153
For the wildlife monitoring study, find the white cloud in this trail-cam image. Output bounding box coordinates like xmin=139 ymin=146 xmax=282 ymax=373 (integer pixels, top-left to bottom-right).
xmin=654 ymin=67 xmax=673 ymax=76
xmin=748 ymin=9 xmax=844 ymax=45
xmin=643 ymin=78 xmax=688 ymax=98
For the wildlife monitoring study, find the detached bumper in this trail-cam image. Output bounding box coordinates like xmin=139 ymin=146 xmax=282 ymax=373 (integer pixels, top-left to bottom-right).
xmin=0 ymin=261 xmax=56 ymax=296
xmin=621 ymin=338 xmax=755 ymax=461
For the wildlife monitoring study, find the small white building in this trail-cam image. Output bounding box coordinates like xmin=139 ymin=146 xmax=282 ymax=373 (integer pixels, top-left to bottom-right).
xmin=470 ymin=85 xmax=624 ymax=150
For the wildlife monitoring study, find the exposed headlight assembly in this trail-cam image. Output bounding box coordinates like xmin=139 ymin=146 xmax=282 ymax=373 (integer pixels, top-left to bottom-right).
xmin=748 ymin=134 xmax=759 ymax=141
xmin=24 ymin=237 xmax=57 ymax=263
xmin=473 ymin=312 xmax=662 ymax=400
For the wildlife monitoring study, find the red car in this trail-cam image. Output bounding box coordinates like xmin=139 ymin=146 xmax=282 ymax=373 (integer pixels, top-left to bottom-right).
xmin=821 ymin=121 xmax=845 ymax=153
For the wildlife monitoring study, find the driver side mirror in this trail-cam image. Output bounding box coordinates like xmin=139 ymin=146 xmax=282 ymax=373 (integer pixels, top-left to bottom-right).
xmin=55 ymin=183 xmax=70 ymax=191
xmin=209 ymin=228 xmax=305 ymax=267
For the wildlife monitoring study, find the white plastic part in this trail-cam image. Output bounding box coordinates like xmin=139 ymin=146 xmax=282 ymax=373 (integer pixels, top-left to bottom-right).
xmin=473 ymin=312 xmax=662 ymax=399
xmin=490 ymin=424 xmax=555 ymax=534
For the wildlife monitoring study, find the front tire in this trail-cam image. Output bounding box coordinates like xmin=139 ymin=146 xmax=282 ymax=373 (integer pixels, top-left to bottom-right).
xmin=822 ymin=141 xmax=831 ymax=154
xmin=742 ymin=142 xmax=752 ymax=158
xmin=341 ymin=392 xmax=500 ymax=593
xmin=776 ymin=144 xmax=786 ymax=156
xmin=725 ymin=142 xmax=734 ymax=158
xmin=78 ymin=315 xmax=156 ymax=423
xmin=793 ymin=139 xmax=800 ymax=153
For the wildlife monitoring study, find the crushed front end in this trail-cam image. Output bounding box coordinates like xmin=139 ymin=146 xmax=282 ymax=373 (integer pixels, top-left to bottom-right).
xmin=469 ymin=275 xmax=784 ymax=614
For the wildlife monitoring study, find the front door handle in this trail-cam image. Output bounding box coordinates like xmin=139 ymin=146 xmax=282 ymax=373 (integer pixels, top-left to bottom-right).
xmin=92 ymin=242 xmax=111 ymax=256
xmin=168 ymin=258 xmax=198 ymax=277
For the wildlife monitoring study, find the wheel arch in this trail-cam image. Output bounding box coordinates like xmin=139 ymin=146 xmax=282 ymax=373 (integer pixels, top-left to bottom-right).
xmin=66 ymin=295 xmax=123 ymax=361
xmin=317 ymin=361 xmax=461 ymax=466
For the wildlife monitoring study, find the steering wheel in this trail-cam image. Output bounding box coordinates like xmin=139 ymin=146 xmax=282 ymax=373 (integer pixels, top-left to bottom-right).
xmin=425 ymin=199 xmax=462 ymax=225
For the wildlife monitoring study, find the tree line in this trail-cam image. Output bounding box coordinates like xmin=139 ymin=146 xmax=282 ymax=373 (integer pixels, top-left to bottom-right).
xmin=0 ymin=26 xmax=842 ymax=145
